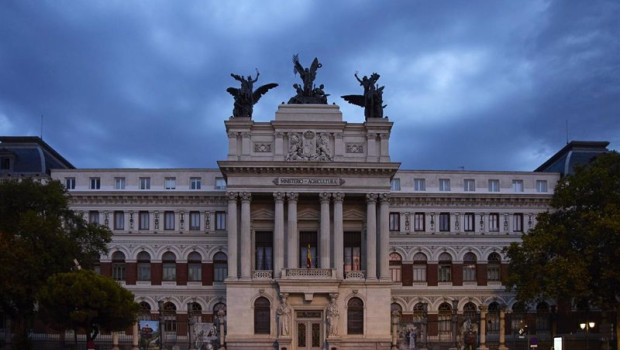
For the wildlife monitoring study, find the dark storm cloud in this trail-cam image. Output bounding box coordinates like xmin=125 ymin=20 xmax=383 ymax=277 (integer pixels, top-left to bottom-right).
xmin=1 ymin=0 xmax=618 ymax=171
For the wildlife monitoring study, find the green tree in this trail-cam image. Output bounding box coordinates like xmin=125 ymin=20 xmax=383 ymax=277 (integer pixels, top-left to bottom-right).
xmin=37 ymin=270 xmax=140 ymax=345
xmin=505 ymin=151 xmax=620 ymax=347
xmin=0 ymin=179 xmax=112 ymax=349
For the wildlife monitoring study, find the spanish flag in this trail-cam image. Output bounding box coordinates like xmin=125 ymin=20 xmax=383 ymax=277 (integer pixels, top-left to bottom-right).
xmin=306 ymin=243 xmax=312 ymax=268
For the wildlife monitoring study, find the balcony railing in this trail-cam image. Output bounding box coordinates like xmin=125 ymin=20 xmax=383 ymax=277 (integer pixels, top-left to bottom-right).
xmin=345 ymin=270 xmax=366 ymax=280
xmin=283 ymin=268 xmax=335 ymax=279
xmin=252 ymin=270 xmax=273 ymax=279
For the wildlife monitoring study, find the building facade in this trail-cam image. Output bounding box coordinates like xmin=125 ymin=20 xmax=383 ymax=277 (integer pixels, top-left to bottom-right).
xmin=46 ymin=103 xmax=569 ymax=350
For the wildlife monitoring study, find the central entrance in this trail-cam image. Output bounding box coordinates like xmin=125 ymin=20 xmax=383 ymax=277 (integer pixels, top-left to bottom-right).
xmin=296 ymin=310 xmax=323 ymax=350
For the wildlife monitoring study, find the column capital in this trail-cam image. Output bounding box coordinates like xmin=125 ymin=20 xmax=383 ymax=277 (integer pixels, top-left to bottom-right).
xmin=379 ymin=193 xmax=390 ymax=203
xmin=273 ymin=192 xmax=285 ymax=202
xmin=240 ymin=192 xmax=252 ymax=202
xmin=287 ymin=192 xmax=299 ymax=201
xmin=366 ymin=193 xmax=378 ymax=203
xmin=226 ymin=191 xmax=238 ymax=201
xmin=479 ymin=305 xmax=488 ymax=312
xmin=319 ymin=192 xmax=332 ymax=203
xmin=333 ymin=192 xmax=345 ymax=202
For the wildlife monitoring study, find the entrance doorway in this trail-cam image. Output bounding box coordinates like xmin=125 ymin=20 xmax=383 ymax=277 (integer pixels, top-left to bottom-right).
xmin=296 ymin=310 xmax=323 ymax=350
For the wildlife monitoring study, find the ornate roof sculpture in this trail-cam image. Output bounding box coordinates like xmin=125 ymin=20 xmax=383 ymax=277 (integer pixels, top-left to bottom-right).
xmin=287 ymin=55 xmax=329 ymax=104
xmin=226 ymin=70 xmax=278 ymax=119
xmin=342 ymin=72 xmax=387 ymax=120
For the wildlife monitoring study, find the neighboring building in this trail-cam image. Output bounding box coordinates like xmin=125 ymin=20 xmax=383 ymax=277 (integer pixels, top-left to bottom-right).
xmin=0 ymin=136 xmax=74 ymax=179
xmin=534 ymin=140 xmax=609 ymax=176
xmin=48 ymin=103 xmax=566 ymax=350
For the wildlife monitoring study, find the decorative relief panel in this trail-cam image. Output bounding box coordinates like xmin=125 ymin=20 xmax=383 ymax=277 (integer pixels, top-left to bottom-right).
xmin=254 ymin=143 xmax=272 ymax=153
xmin=286 ymin=131 xmax=332 ymax=161
xmin=345 ymin=143 xmax=364 ymax=153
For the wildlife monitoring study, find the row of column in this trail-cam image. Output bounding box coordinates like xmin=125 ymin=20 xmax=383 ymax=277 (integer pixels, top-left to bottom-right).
xmin=226 ymin=191 xmax=392 ymax=280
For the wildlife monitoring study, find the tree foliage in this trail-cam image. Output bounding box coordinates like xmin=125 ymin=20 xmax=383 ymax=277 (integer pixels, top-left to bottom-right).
xmin=37 ymin=270 xmax=140 ymax=342
xmin=0 ymin=179 xmax=112 ymax=348
xmin=505 ymin=151 xmax=620 ymax=310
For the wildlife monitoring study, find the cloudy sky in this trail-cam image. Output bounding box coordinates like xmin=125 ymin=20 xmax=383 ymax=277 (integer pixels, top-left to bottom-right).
xmin=1 ymin=1 xmax=618 ymax=171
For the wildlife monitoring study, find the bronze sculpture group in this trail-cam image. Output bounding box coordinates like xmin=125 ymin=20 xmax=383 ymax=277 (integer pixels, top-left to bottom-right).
xmin=226 ymin=55 xmax=386 ymax=120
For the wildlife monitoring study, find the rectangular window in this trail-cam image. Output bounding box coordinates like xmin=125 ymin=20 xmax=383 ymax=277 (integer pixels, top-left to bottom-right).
xmin=163 ymin=262 xmax=176 ymax=281
xmin=389 ymin=212 xmax=400 ymax=231
xmin=190 ymin=177 xmax=201 ymax=190
xmin=164 ymin=211 xmax=175 ymax=230
xmin=536 ymin=180 xmax=548 ymax=193
xmin=464 ymin=213 xmax=475 ymax=232
xmin=215 ymin=177 xmax=226 ymax=190
xmin=215 ymin=211 xmax=226 ymax=230
xmin=463 ymin=262 xmax=476 ymax=282
xmin=114 ymin=211 xmax=124 ymax=230
xmin=113 ymin=263 xmax=125 ymax=281
xmin=137 ymin=261 xmax=151 ymax=281
xmin=89 ymin=211 xmax=99 ymax=224
xmin=0 ymin=157 xmax=10 ymax=170
xmin=464 ymin=179 xmax=475 ymax=192
xmin=439 ymin=213 xmax=450 ymax=232
xmin=489 ymin=213 xmax=500 ymax=232
xmin=413 ymin=264 xmax=426 ymax=282
xmin=300 ymin=231 xmax=318 ymax=268
xmin=439 ymin=178 xmax=451 ymax=191
xmin=139 ymin=177 xmax=150 ymax=190
xmin=344 ymin=232 xmax=361 ymax=272
xmin=439 ymin=264 xmax=452 ymax=282
xmin=255 ymin=231 xmax=273 ymax=271
xmin=189 ymin=211 xmax=200 ymax=230
xmin=65 ymin=177 xmax=75 ymax=190
xmin=164 ymin=177 xmax=176 ymax=190
xmin=139 ymin=211 xmax=149 ymax=230
xmin=90 ymin=177 xmax=100 ymax=190
xmin=414 ymin=213 xmax=425 ymax=232
xmin=414 ymin=178 xmax=426 ymax=191
xmin=512 ymin=180 xmax=524 ymax=192
xmin=390 ymin=178 xmax=401 ymax=191
xmin=114 ymin=177 xmax=125 ymax=190
xmin=513 ymin=213 xmax=523 ymax=232
xmin=488 ymin=179 xmax=500 ymax=192
xmin=188 ymin=261 xmax=201 ymax=282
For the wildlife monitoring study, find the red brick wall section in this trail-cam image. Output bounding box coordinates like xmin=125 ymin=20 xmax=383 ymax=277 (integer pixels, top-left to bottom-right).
xmin=427 ymin=263 xmax=438 ymax=286
xmin=125 ymin=262 xmax=137 ymax=285
xmin=477 ymin=263 xmax=488 ymax=286
xmin=204 ymin=263 xmax=214 ymax=286
xmin=151 ymin=263 xmax=162 ymax=285
xmin=452 ymin=263 xmax=463 ymax=286
xmin=427 ymin=314 xmax=439 ymax=336
xmin=100 ymin=262 xmax=112 ymax=277
xmin=501 ymin=263 xmax=509 ymax=285
xmin=401 ymin=263 xmax=413 ymax=286
xmin=176 ymin=263 xmax=188 ymax=286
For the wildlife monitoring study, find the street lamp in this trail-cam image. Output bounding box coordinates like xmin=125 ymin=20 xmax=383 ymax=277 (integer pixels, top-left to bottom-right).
xmin=580 ymin=321 xmax=595 ymax=350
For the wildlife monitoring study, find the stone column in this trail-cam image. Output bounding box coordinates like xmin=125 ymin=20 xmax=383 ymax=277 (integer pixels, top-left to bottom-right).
xmin=273 ymin=192 xmax=285 ymax=278
xmin=366 ymin=193 xmax=378 ymax=280
xmin=131 ymin=322 xmax=139 ymax=350
xmin=499 ymin=305 xmax=508 ymax=350
xmin=111 ymin=332 xmax=119 ymax=350
xmin=240 ymin=192 xmax=252 ymax=279
xmin=287 ymin=192 xmax=299 ymax=269
xmin=379 ymin=193 xmax=390 ymax=280
xmin=333 ymin=192 xmax=345 ymax=279
xmin=319 ymin=192 xmax=331 ymax=269
xmin=226 ymin=192 xmax=238 ymax=279
xmin=479 ymin=305 xmax=489 ymax=350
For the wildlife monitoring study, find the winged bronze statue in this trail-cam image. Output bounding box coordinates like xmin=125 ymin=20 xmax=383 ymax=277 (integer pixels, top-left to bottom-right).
xmin=342 ymin=72 xmax=386 ymax=120
xmin=227 ymin=70 xmax=278 ymax=118
xmin=288 ymin=55 xmax=328 ymax=104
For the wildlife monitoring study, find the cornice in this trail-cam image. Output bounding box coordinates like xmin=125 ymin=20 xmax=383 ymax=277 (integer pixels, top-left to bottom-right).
xmin=68 ymin=192 xmax=227 ymax=206
xmin=217 ymin=161 xmax=401 ymax=177
xmin=388 ymin=194 xmax=551 ymax=209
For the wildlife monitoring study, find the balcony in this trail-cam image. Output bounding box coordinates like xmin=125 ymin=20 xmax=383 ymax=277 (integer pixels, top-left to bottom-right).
xmin=344 ymin=270 xmax=366 ymax=280
xmin=282 ymin=268 xmax=335 ymax=279
xmin=252 ymin=270 xmax=273 ymax=280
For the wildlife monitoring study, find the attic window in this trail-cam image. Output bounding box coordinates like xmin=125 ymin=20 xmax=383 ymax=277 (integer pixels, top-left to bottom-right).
xmin=1 ymin=157 xmax=12 ymax=170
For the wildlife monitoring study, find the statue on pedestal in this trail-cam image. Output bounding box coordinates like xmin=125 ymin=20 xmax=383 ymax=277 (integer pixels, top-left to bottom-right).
xmin=277 ymin=294 xmax=291 ymax=337
xmin=288 ymin=55 xmax=329 ymax=104
xmin=226 ymin=69 xmax=278 ymax=118
xmin=342 ymin=72 xmax=387 ymax=120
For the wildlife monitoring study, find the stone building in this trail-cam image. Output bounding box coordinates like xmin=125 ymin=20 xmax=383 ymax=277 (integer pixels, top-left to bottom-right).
xmin=46 ymin=102 xmax=575 ymax=350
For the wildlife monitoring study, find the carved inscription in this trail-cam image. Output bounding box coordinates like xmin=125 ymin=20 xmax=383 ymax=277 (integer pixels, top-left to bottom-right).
xmin=273 ymin=178 xmax=345 ymax=186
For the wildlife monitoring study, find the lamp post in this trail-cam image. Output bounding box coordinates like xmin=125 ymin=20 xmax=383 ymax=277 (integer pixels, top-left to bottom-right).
xmin=580 ymin=321 xmax=595 ymax=350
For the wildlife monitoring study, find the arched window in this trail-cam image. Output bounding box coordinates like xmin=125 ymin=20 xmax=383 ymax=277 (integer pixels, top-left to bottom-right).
xmin=254 ymin=297 xmax=270 ymax=334
xmin=391 ymin=303 xmax=402 ymax=315
xmin=188 ymin=252 xmax=202 ymax=282
xmin=463 ymin=302 xmax=477 ymax=322
xmin=413 ymin=253 xmax=427 ymax=282
xmin=112 ymin=251 xmax=126 ymax=281
xmin=188 ymin=302 xmax=202 ymax=323
xmin=413 ymin=303 xmax=426 ymax=321
xmin=487 ymin=253 xmax=501 ymax=281
xmin=162 ymin=252 xmax=176 ymax=281
xmin=463 ymin=252 xmax=477 ymax=282
xmin=438 ymin=302 xmax=452 ymax=339
xmin=162 ymin=302 xmax=177 ymax=333
xmin=214 ymin=252 xmax=228 ymax=282
xmin=438 ymin=253 xmax=452 ymax=282
xmin=536 ymin=302 xmax=550 ymax=332
xmin=347 ymin=297 xmax=364 ymax=335
xmin=137 ymin=251 xmax=151 ymax=281
xmin=511 ymin=302 xmax=527 ymax=334
xmin=488 ymin=302 xmax=500 ymax=333
xmin=138 ymin=301 xmax=151 ymax=321
xmin=389 ymin=252 xmax=402 ymax=282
